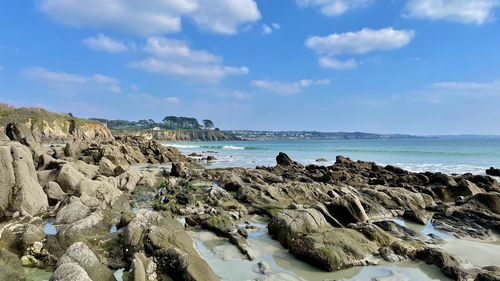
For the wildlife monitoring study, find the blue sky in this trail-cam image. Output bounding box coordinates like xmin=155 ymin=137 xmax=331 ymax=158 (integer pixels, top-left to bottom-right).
xmin=1 ymin=0 xmax=500 ymax=135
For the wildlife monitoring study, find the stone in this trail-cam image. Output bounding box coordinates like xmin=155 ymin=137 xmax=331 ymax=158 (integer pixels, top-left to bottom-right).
xmin=171 ymin=162 xmax=188 ymax=178
xmin=99 ymin=157 xmax=117 ymax=177
xmin=0 ymin=249 xmax=26 ymax=281
xmin=56 ymin=199 xmax=91 ymax=224
xmin=0 ymin=141 xmax=49 ymax=217
xmin=5 ymin=123 xmax=46 ymax=160
xmin=486 ymin=167 xmax=500 ymax=177
xmin=44 ymin=181 xmax=67 ymax=205
xmin=56 ymin=164 xmax=86 ymax=194
xmin=51 ymin=262 xmax=93 ymax=281
xmin=276 ymin=152 xmax=294 ymax=166
xmin=130 ymin=253 xmax=157 ymax=281
xmin=57 ymin=242 xmax=116 ymax=281
xmin=326 ymin=193 xmax=369 ymax=225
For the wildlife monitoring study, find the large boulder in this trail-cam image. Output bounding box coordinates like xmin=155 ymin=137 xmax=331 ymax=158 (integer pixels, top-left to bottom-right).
xmin=51 ymin=263 xmax=93 ymax=281
xmin=0 ymin=141 xmax=49 ymax=217
xmin=268 ymin=208 xmax=332 ymax=248
xmin=289 ymin=228 xmax=378 ymax=271
xmin=56 ymin=198 xmax=91 ymax=225
xmin=486 ymin=167 xmax=500 ymax=177
xmin=5 ymin=123 xmax=45 ymax=159
xmin=56 ymin=242 xmax=116 ymax=281
xmin=326 ymin=193 xmax=368 ymax=226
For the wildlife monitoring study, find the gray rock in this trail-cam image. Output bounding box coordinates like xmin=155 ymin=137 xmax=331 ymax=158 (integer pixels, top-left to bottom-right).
xmin=56 ymin=199 xmax=91 ymax=224
xmin=0 ymin=141 xmax=49 ymax=217
xmin=44 ymin=181 xmax=67 ymax=205
xmin=57 ymin=242 xmax=116 ymax=281
xmin=56 ymin=164 xmax=86 ymax=194
xmin=130 ymin=253 xmax=157 ymax=281
xmin=5 ymin=123 xmax=46 ymax=160
xmin=171 ymin=162 xmax=188 ymax=178
xmin=99 ymin=157 xmax=117 ymax=177
xmin=51 ymin=262 xmax=93 ymax=281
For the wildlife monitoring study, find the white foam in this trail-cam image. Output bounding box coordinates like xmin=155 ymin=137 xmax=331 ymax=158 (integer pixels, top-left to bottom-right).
xmin=222 ymin=145 xmax=245 ymax=150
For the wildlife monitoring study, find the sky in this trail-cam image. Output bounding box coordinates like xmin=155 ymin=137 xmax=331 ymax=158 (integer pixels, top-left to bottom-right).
xmin=1 ymin=0 xmax=500 ymax=135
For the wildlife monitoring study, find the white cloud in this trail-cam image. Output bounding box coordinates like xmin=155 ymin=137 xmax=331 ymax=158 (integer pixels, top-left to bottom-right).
xmin=319 ymin=57 xmax=358 ymax=69
xmin=191 ymin=0 xmax=261 ymax=34
xmin=22 ymin=67 xmax=121 ymax=93
xmin=404 ymin=0 xmax=500 ymax=25
xmin=296 ymin=0 xmax=371 ymax=16
xmin=262 ymin=23 xmax=281 ymax=35
xmin=130 ymin=36 xmax=249 ymax=83
xmin=306 ymin=27 xmax=414 ymax=70
xmin=144 ymin=37 xmax=220 ymax=63
xmin=39 ymin=0 xmax=261 ymax=36
xmin=306 ymin=27 xmax=415 ymax=56
xmin=251 ymin=79 xmax=330 ymax=95
xmin=83 ymin=34 xmax=128 ymax=53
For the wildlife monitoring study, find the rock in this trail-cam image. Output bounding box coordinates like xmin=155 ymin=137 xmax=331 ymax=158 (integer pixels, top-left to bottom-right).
xmin=130 ymin=253 xmax=157 ymax=281
xmin=21 ymin=254 xmax=39 ymax=267
xmin=5 ymin=123 xmax=45 ymax=160
xmin=276 ymin=152 xmax=294 ymax=166
xmin=470 ymin=192 xmax=500 ymax=215
xmin=289 ymin=228 xmax=378 ymax=271
xmin=44 ymin=181 xmax=67 ymax=205
xmin=56 ymin=199 xmax=91 ymax=224
xmin=51 ymin=262 xmax=93 ymax=281
xmin=0 ymin=249 xmax=27 ymax=281
xmin=145 ymin=225 xmax=220 ymax=281
xmin=0 ymin=126 xmax=9 ymax=141
xmin=326 ymin=194 xmax=368 ymax=225
xmin=452 ymin=179 xmax=482 ymax=197
xmin=118 ymin=170 xmax=141 ymax=192
xmin=171 ymin=162 xmax=188 ymax=178
xmin=0 ymin=141 xmax=49 ymax=217
xmin=316 ymin=158 xmax=328 ymax=162
xmin=99 ymin=157 xmax=116 ymax=177
xmin=268 ymin=208 xmax=332 ymax=248
xmin=486 ymin=167 xmax=500 ymax=177
xmin=55 ymin=164 xmax=86 ymax=194
xmin=22 ymin=225 xmax=45 ymax=250
xmin=403 ymin=209 xmax=431 ymax=225
xmin=257 ymin=261 xmax=271 ymax=274
xmin=415 ymin=248 xmax=469 ymax=280
xmin=57 ymin=242 xmax=116 ymax=281
xmin=201 ymin=214 xmax=236 ymax=237
xmin=71 ymin=161 xmax=99 ymax=179
xmin=113 ymin=165 xmax=128 ymax=177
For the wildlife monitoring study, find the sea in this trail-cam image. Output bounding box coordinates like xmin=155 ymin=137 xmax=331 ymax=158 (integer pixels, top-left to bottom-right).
xmin=162 ymin=137 xmax=500 ymax=175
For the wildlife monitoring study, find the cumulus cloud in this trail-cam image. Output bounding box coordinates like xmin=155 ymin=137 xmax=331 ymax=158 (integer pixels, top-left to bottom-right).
xmin=38 ymin=0 xmax=261 ymax=36
xmin=404 ymin=0 xmax=500 ymax=25
xmin=262 ymin=23 xmax=281 ymax=35
xmin=83 ymin=34 xmax=129 ymax=53
xmin=129 ymin=36 xmax=248 ymax=83
xmin=296 ymin=0 xmax=371 ymax=16
xmin=306 ymin=27 xmax=414 ymax=70
xmin=22 ymin=67 xmax=121 ymax=93
xmin=191 ymin=0 xmax=261 ymax=34
xmin=306 ymin=27 xmax=415 ymax=56
xmin=251 ymin=79 xmax=330 ymax=95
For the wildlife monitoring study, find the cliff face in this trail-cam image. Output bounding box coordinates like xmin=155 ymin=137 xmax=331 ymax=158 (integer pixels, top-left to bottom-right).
xmin=114 ymin=129 xmax=240 ymax=141
xmin=0 ymin=104 xmax=114 ymax=143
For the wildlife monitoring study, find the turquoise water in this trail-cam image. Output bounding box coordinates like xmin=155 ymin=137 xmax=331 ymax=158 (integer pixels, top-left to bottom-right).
xmin=163 ymin=138 xmax=500 ymax=174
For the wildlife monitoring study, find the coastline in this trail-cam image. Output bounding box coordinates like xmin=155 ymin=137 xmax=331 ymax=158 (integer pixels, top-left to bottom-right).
xmin=1 ymin=123 xmax=500 ymax=281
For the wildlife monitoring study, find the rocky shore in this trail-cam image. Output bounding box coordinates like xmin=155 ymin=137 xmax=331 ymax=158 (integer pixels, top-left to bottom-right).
xmin=1 ymin=122 xmax=500 ymax=281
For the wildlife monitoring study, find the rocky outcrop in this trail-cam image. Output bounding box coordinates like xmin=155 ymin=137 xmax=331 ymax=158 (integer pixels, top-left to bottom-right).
xmin=0 ymin=250 xmax=26 ymax=281
xmin=0 ymin=104 xmax=114 ymax=143
xmin=0 ymin=141 xmax=48 ymax=218
xmin=486 ymin=167 xmax=500 ymax=177
xmin=114 ymin=129 xmax=240 ymax=141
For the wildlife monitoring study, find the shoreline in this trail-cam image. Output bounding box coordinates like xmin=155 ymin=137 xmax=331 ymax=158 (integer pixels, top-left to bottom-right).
xmin=1 ymin=125 xmax=500 ymax=281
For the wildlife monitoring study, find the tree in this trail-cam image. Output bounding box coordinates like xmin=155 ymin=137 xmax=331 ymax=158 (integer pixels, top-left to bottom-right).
xmin=202 ymin=119 xmax=214 ymax=130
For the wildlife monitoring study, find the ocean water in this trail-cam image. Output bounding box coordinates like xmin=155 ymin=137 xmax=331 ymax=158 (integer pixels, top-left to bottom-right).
xmin=162 ymin=138 xmax=500 ymax=175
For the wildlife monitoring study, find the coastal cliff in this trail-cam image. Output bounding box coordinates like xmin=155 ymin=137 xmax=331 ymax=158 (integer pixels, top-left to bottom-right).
xmin=113 ymin=129 xmax=241 ymax=141
xmin=0 ymin=104 xmax=113 ymax=143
